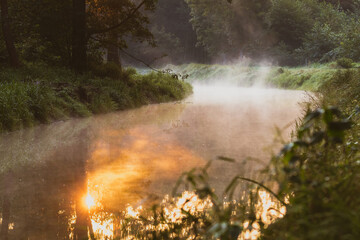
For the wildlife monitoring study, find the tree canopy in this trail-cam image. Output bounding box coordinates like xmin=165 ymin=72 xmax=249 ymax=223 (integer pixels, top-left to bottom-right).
xmin=1 ymin=0 xmax=360 ymax=68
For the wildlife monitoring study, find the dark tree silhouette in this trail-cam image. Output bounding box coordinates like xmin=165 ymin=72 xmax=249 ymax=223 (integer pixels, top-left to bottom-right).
xmin=72 ymin=0 xmax=87 ymax=72
xmin=0 ymin=0 xmax=20 ymax=68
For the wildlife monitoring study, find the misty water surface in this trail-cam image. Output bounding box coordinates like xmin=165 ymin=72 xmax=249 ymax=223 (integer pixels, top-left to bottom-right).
xmin=0 ymin=85 xmax=306 ymax=239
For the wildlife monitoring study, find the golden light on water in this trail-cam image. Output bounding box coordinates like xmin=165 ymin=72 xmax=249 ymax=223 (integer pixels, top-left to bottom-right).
xmin=91 ymin=216 xmax=114 ymax=239
xmin=85 ymin=127 xmax=205 ymax=210
xmin=79 ymin=122 xmax=290 ymax=239
xmin=77 ymin=186 xmax=286 ymax=240
xmin=84 ymin=193 xmax=96 ymax=210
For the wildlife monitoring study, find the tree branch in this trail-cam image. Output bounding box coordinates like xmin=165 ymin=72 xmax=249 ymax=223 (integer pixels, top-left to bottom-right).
xmin=89 ymin=35 xmax=163 ymax=72
xmin=88 ymin=0 xmax=146 ymax=36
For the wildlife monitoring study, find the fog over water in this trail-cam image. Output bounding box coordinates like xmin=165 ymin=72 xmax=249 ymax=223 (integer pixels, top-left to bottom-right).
xmin=0 ymin=84 xmax=307 ymax=238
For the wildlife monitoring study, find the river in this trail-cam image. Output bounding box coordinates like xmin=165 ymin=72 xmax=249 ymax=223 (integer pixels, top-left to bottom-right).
xmin=0 ymin=85 xmax=307 ymax=239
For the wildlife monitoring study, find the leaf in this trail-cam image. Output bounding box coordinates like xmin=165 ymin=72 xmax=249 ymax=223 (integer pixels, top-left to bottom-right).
xmin=309 ymin=131 xmax=325 ymax=145
xmin=225 ymin=177 xmax=240 ymax=199
xmin=327 ymin=121 xmax=352 ymax=131
xmin=327 ymin=106 xmax=342 ymax=118
xmin=229 ymin=225 xmax=242 ymax=239
xmin=280 ymin=142 xmax=295 ymax=155
xmin=225 ymin=176 xmax=286 ymax=206
xmin=303 ymin=108 xmax=323 ymax=124
xmin=293 ymin=140 xmax=309 ymax=147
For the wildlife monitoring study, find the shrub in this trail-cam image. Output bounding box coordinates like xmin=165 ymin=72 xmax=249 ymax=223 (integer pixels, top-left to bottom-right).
xmin=336 ymin=57 xmax=353 ymax=68
xmin=91 ymin=62 xmax=122 ymax=79
xmin=297 ymin=23 xmax=341 ymax=63
xmin=267 ymin=0 xmax=312 ymax=48
xmin=263 ymin=107 xmax=360 ymax=239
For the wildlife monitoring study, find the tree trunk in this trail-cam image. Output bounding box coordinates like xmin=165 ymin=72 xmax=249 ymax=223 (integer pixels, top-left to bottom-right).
xmin=0 ymin=0 xmax=20 ymax=68
xmin=72 ymin=0 xmax=87 ymax=72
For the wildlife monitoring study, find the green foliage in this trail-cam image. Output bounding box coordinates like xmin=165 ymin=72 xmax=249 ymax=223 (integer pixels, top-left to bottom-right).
xmin=184 ymin=0 xmax=272 ymax=59
xmin=3 ymin=0 xmax=158 ymax=68
xmin=267 ymin=65 xmax=339 ymax=90
xmin=119 ymin=159 xmax=277 ymax=240
xmin=267 ymin=0 xmax=312 ymax=48
xmin=268 ymin=42 xmax=298 ymax=66
xmin=185 ymin=0 xmax=235 ymax=58
xmin=91 ymin=62 xmax=122 ymax=79
xmin=132 ymin=72 xmax=193 ymax=104
xmin=320 ymin=69 xmax=360 ymax=111
xmin=173 ymin=63 xmax=268 ymax=86
xmin=297 ymin=23 xmax=342 ymax=62
xmin=336 ymin=57 xmax=354 ymax=68
xmin=0 ymin=64 xmax=192 ymax=132
xmin=337 ymin=16 xmax=360 ymax=60
xmin=262 ymin=106 xmax=360 ymax=239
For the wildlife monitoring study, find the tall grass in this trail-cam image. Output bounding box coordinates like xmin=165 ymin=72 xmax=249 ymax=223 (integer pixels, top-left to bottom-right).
xmin=0 ymin=63 xmax=192 ymax=132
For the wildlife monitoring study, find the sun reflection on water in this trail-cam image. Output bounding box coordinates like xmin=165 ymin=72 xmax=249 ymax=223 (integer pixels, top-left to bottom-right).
xmin=82 ymin=189 xmax=286 ymax=240
xmin=84 ymin=193 xmax=96 ymax=210
xmin=81 ymin=126 xmax=288 ymax=239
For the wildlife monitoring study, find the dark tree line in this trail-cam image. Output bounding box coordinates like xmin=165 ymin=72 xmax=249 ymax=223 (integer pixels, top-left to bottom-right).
xmin=2 ymin=0 xmax=360 ymax=69
xmin=0 ymin=0 xmax=19 ymax=68
xmin=0 ymin=0 xmax=157 ymax=71
xmin=124 ymin=0 xmax=360 ymax=66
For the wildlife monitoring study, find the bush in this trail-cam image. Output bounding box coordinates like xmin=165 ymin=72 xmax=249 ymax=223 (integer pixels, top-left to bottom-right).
xmin=262 ymin=107 xmax=360 ymax=240
xmin=267 ymin=0 xmax=312 ymax=48
xmin=91 ymin=62 xmax=122 ymax=79
xmin=297 ymin=23 xmax=341 ymax=63
xmin=336 ymin=57 xmax=353 ymax=68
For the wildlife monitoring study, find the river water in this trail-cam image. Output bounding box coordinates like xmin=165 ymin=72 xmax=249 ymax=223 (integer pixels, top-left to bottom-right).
xmin=0 ymin=85 xmax=307 ymax=239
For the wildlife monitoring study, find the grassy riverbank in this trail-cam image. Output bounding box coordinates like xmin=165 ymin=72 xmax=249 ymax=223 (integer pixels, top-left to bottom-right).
xmin=172 ymin=62 xmax=359 ymax=91
xmin=261 ymin=68 xmax=360 ymax=239
xmin=0 ymin=63 xmax=192 ymax=133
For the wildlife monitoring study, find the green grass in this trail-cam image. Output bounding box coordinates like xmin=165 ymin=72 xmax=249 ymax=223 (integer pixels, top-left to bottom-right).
xmin=266 ymin=67 xmax=338 ymax=91
xmin=170 ymin=63 xmax=265 ymax=86
xmin=0 ymin=62 xmax=192 ymax=132
xmin=171 ymin=62 xmax=360 ymax=92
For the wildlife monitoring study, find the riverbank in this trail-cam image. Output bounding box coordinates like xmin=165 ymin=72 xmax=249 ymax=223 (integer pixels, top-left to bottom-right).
xmin=0 ymin=62 xmax=192 ymax=133
xmin=172 ymin=62 xmax=359 ymax=91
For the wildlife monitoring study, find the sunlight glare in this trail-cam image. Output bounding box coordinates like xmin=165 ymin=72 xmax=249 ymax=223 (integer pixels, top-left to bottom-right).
xmin=84 ymin=193 xmax=96 ymax=209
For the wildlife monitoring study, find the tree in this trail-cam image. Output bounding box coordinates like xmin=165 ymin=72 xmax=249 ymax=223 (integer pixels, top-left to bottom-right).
xmin=5 ymin=0 xmax=157 ymax=72
xmin=0 ymin=0 xmax=20 ymax=67
xmin=86 ymin=0 xmax=157 ymax=69
xmin=322 ymin=0 xmax=357 ymax=11
xmin=267 ymin=0 xmax=313 ymax=49
xmin=72 ymin=0 xmax=87 ymax=72
xmin=185 ymin=0 xmax=235 ymax=59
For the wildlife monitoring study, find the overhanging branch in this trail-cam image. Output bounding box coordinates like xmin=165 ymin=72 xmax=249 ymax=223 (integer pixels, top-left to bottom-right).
xmin=89 ymin=35 xmax=164 ymax=72
xmin=88 ymin=0 xmax=146 ymax=36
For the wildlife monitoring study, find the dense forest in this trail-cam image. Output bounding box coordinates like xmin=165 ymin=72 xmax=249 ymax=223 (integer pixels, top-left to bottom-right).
xmin=2 ymin=0 xmax=360 ymax=69
xmin=125 ymin=0 xmax=360 ymax=66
